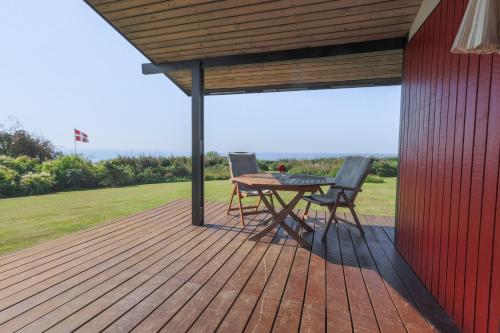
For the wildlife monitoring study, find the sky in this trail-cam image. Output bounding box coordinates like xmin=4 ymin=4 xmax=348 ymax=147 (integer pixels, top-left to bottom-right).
xmin=0 ymin=1 xmax=402 ymax=156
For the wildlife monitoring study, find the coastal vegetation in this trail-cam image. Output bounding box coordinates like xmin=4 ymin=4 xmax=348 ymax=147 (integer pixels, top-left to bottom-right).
xmin=0 ymin=123 xmax=397 ymax=198
xmin=0 ymin=153 xmax=397 ymax=197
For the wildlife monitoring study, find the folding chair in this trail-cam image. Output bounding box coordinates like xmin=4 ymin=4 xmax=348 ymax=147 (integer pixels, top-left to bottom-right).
xmin=301 ymin=156 xmax=374 ymax=240
xmin=226 ymin=152 xmax=274 ymax=225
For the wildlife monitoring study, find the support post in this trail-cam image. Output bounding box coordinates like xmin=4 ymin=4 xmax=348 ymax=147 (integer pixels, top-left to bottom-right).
xmin=191 ymin=61 xmax=204 ymax=226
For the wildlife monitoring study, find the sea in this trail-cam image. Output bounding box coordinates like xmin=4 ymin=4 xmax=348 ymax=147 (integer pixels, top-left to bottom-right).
xmin=64 ymin=149 xmax=397 ymax=162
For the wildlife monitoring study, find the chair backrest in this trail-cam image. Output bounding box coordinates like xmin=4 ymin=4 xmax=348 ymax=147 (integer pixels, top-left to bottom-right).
xmin=327 ymin=156 xmax=374 ymax=202
xmin=228 ymin=152 xmax=259 ymax=178
xmin=228 ymin=152 xmax=259 ymax=192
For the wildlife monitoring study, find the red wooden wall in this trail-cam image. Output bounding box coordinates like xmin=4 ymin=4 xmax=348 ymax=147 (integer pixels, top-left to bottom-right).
xmin=397 ymin=0 xmax=499 ymax=332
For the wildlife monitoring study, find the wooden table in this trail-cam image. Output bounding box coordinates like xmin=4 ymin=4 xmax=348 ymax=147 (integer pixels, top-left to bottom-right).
xmin=232 ymin=173 xmax=336 ymax=249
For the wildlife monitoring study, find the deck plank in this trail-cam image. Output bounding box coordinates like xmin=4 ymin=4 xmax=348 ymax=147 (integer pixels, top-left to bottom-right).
xmin=0 ymin=201 xmax=196 ymax=301
xmin=0 ymin=200 xmax=458 ymax=333
xmin=299 ymin=211 xmax=327 ymax=333
xmin=214 ymin=218 xmax=301 ymax=332
xmin=366 ymin=215 xmax=459 ymax=332
xmin=0 ymin=203 xmax=223 ymax=332
xmin=0 ymin=202 xmax=214 ymax=314
xmin=0 ymin=201 xmax=191 ymax=288
xmin=361 ymin=215 xmax=434 ymax=333
xmin=271 ymin=211 xmax=316 ymax=332
xmin=186 ymin=221 xmax=287 ymax=332
xmin=42 ymin=205 xmax=241 ymax=332
xmin=158 ymin=213 xmax=276 ymax=333
xmin=242 ymin=213 xmax=303 ymax=333
xmin=325 ymin=214 xmax=353 ymax=332
xmin=120 ymin=212 xmax=268 ymax=332
xmin=0 ymin=200 xmax=184 ymax=267
xmin=338 ymin=222 xmax=380 ymax=333
xmin=343 ymin=213 xmax=406 ymax=333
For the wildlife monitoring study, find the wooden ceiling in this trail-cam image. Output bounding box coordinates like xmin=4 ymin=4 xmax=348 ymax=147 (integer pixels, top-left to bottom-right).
xmin=85 ymin=0 xmax=422 ymax=94
xmin=170 ymin=49 xmax=403 ymax=94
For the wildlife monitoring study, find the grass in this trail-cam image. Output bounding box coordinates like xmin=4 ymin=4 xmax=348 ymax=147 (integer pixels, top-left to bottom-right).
xmin=0 ymin=178 xmax=396 ymax=255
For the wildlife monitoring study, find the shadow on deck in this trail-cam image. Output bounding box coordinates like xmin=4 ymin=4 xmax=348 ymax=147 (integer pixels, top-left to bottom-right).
xmin=0 ymin=199 xmax=458 ymax=332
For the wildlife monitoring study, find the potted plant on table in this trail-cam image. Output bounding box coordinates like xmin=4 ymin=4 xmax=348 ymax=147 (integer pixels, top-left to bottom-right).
xmin=277 ymin=164 xmax=286 ymax=175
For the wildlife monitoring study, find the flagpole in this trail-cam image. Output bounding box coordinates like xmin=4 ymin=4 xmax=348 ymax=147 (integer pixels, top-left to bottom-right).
xmin=74 ymin=129 xmax=77 ymax=155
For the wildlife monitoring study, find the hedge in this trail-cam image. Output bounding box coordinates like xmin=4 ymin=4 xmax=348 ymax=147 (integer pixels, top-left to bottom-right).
xmin=0 ymin=154 xmax=398 ymax=198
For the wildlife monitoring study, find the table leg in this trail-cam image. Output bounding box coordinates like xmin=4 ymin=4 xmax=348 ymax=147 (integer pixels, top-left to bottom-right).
xmin=271 ymin=190 xmax=314 ymax=232
xmin=253 ymin=190 xmax=285 ymax=227
xmin=250 ymin=190 xmax=311 ymax=249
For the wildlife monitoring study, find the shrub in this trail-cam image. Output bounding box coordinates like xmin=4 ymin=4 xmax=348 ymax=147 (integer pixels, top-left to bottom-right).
xmin=164 ymin=161 xmax=191 ymax=181
xmin=96 ymin=161 xmax=135 ymax=187
xmin=205 ymin=151 xmax=226 ymax=168
xmin=0 ymin=166 xmax=18 ymax=197
xmin=19 ymin=172 xmax=54 ymax=195
xmin=257 ymin=160 xmax=269 ymax=171
xmin=136 ymin=167 xmax=166 ymax=184
xmin=0 ymin=155 xmax=39 ymax=174
xmin=205 ymin=164 xmax=229 ymax=180
xmin=42 ymin=155 xmax=97 ymax=189
xmin=365 ymin=175 xmax=385 ymax=183
xmin=0 ymin=153 xmax=397 ymax=198
xmin=266 ymin=158 xmax=343 ymax=177
xmin=372 ymin=159 xmax=398 ymax=177
xmin=0 ymin=127 xmax=57 ymax=160
xmin=132 ymin=155 xmax=170 ymax=169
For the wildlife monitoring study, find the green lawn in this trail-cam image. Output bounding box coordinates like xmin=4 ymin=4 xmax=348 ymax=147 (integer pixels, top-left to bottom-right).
xmin=0 ymin=178 xmax=396 ymax=255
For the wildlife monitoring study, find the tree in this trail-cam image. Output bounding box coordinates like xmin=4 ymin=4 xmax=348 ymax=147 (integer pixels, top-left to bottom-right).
xmin=0 ymin=122 xmax=58 ymax=161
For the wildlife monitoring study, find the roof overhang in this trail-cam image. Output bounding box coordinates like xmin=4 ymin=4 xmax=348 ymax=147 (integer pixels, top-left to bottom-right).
xmin=84 ymin=0 xmax=423 ymax=95
xmin=408 ymin=0 xmax=440 ymax=40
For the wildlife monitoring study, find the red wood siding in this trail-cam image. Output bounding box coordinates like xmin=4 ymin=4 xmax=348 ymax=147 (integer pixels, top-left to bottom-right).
xmin=397 ymin=0 xmax=500 ymax=332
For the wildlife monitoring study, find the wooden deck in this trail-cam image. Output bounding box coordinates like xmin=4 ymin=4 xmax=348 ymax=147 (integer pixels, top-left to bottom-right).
xmin=0 ymin=199 xmax=458 ymax=333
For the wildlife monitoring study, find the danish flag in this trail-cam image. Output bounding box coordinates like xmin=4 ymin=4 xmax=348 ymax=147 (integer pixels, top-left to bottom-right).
xmin=74 ymin=129 xmax=89 ymax=143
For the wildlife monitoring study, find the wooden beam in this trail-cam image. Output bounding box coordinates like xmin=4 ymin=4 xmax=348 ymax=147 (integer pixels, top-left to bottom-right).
xmin=203 ymin=77 xmax=401 ymax=95
xmin=142 ymin=37 xmax=406 ymax=75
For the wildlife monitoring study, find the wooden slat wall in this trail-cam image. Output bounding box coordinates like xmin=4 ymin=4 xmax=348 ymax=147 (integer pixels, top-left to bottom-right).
xmin=397 ymin=0 xmax=500 ymax=332
xmin=86 ymin=0 xmax=421 ymax=63
xmin=168 ymin=49 xmax=403 ymax=94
